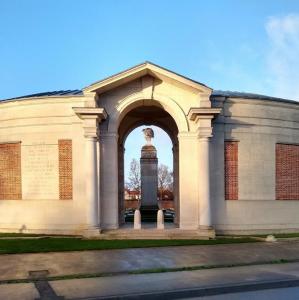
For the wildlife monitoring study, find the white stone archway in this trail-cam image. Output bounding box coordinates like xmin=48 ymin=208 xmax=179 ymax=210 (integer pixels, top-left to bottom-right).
xmin=100 ymin=93 xmax=186 ymax=229
xmin=76 ymin=62 xmax=220 ymax=234
xmin=117 ymin=105 xmax=180 ymax=227
xmin=108 ymin=92 xmax=189 ymax=133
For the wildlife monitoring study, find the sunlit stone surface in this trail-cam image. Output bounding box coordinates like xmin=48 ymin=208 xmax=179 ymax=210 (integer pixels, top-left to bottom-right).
xmin=134 ymin=209 xmax=141 ymax=229
xmin=157 ymin=210 xmax=165 ymax=229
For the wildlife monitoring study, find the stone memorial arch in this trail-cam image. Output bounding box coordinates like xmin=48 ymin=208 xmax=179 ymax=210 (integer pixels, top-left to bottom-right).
xmin=75 ymin=62 xmax=220 ymax=234
xmin=2 ymin=61 xmax=298 ymax=237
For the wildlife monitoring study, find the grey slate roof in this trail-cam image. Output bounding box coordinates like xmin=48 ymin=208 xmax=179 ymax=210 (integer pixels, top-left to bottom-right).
xmin=211 ymin=90 xmax=298 ymax=105
xmin=0 ymin=90 xmax=83 ymax=102
xmin=1 ymin=88 xmax=298 ymax=106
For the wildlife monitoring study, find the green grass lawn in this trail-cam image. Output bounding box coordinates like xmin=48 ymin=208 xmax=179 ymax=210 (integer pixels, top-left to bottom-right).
xmin=0 ymin=237 xmax=259 ymax=254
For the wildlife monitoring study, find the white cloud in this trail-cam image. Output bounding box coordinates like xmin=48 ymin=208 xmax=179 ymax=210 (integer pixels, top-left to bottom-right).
xmin=266 ymin=14 xmax=299 ymax=100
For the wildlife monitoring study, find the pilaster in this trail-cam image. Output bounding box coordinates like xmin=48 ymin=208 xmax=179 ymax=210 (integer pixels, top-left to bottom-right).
xmin=73 ymin=107 xmax=107 ymax=235
xmin=99 ymin=132 xmax=119 ymax=229
xmin=83 ymin=91 xmax=99 ymax=108
xmin=188 ymin=107 xmax=221 ymax=228
xmin=178 ymin=131 xmax=200 ymax=229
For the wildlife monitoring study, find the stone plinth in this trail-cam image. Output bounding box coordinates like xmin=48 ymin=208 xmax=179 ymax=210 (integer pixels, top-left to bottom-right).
xmin=140 ymin=144 xmax=158 ymax=221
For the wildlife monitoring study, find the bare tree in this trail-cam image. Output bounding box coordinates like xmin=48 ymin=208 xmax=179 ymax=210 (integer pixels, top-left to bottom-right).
xmin=158 ymin=164 xmax=173 ymax=200
xmin=126 ymin=158 xmax=141 ymax=195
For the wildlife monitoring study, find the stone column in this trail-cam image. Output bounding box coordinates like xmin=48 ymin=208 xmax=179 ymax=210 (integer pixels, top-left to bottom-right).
xmin=73 ymin=107 xmax=107 ymax=235
xmin=199 ymin=136 xmax=212 ymax=227
xmin=173 ymin=144 xmax=179 ymax=225
xmin=187 ymin=108 xmax=221 ymax=230
xmin=85 ymin=136 xmax=99 ymax=230
xmin=100 ymin=132 xmax=119 ymax=229
xmin=118 ymin=144 xmax=125 ymax=225
xmin=178 ymin=132 xmax=200 ymax=229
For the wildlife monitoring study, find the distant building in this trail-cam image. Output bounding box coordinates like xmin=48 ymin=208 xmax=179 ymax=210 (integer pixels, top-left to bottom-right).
xmin=124 ymin=189 xmax=140 ymax=200
xmin=159 ymin=189 xmax=174 ymax=201
xmin=124 ymin=189 xmax=140 ymax=209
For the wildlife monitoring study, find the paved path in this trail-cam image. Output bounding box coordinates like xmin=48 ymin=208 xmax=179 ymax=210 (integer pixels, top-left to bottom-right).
xmin=2 ymin=261 xmax=299 ymax=299
xmin=187 ymin=286 xmax=299 ymax=300
xmin=50 ymin=261 xmax=299 ymax=299
xmin=1 ymin=240 xmax=299 ymax=281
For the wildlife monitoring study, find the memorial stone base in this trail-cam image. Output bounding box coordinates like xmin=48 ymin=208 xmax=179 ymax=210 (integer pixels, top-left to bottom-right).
xmin=140 ymin=143 xmax=159 ymax=222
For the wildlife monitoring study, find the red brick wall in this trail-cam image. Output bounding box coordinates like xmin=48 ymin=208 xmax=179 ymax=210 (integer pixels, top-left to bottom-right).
xmin=0 ymin=143 xmax=22 ymax=200
xmin=276 ymin=143 xmax=299 ymax=200
xmin=224 ymin=141 xmax=238 ymax=200
xmin=58 ymin=140 xmax=73 ymax=200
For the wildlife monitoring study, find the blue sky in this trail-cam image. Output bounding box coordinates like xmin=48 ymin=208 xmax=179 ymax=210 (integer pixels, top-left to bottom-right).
xmin=1 ymin=0 xmax=299 ymax=177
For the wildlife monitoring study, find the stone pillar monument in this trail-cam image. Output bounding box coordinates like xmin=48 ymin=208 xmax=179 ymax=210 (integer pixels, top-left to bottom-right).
xmin=140 ymin=128 xmax=159 ymax=221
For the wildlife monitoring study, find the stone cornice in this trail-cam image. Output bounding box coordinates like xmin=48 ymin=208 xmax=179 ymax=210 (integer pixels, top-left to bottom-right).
xmin=73 ymin=107 xmax=107 ymax=138
xmin=187 ymin=108 xmax=222 ymax=139
xmin=73 ymin=107 xmax=107 ymax=122
xmin=188 ymin=108 xmax=222 ymax=121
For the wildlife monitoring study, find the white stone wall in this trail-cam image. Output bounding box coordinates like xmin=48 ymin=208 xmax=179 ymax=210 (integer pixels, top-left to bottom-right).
xmin=0 ymin=78 xmax=298 ymax=235
xmin=211 ymin=97 xmax=299 ymax=234
xmin=0 ymin=97 xmax=88 ymax=234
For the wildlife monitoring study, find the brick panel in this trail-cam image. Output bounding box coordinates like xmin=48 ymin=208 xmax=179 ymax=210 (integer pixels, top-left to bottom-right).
xmin=276 ymin=144 xmax=299 ymax=200
xmin=0 ymin=143 xmax=22 ymax=200
xmin=58 ymin=140 xmax=73 ymax=200
xmin=224 ymin=141 xmax=238 ymax=200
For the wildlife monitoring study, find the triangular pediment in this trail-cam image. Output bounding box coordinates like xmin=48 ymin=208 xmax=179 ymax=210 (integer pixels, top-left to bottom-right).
xmin=83 ymin=62 xmax=212 ymax=94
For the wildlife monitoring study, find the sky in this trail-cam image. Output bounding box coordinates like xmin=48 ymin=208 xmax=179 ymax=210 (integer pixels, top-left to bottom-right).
xmin=1 ymin=0 xmax=299 ymax=178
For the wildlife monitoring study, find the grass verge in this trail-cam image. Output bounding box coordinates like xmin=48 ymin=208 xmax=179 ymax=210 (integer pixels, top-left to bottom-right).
xmin=0 ymin=237 xmax=259 ymax=254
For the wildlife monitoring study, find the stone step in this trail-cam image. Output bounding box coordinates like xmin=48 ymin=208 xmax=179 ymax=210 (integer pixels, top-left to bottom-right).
xmin=98 ymin=229 xmax=215 ymax=240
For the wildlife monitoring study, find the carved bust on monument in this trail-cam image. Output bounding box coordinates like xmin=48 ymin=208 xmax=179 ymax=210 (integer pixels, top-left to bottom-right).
xmin=142 ymin=128 xmax=154 ymax=145
xmin=140 ymin=127 xmax=159 ymax=221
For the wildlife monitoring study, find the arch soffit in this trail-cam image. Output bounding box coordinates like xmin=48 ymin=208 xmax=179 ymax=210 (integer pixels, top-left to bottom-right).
xmin=108 ymin=92 xmax=189 ymax=133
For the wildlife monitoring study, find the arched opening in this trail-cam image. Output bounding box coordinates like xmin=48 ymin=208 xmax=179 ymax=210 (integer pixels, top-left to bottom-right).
xmin=118 ymin=105 xmax=180 ymax=228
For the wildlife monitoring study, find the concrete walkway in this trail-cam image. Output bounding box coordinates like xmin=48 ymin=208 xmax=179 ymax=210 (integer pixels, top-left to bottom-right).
xmin=46 ymin=261 xmax=299 ymax=299
xmin=1 ymin=240 xmax=299 ymax=281
xmin=2 ymin=261 xmax=299 ymax=299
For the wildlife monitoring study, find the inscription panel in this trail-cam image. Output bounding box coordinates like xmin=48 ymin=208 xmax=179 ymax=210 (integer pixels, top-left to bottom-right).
xmin=22 ymin=143 xmax=59 ymax=199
